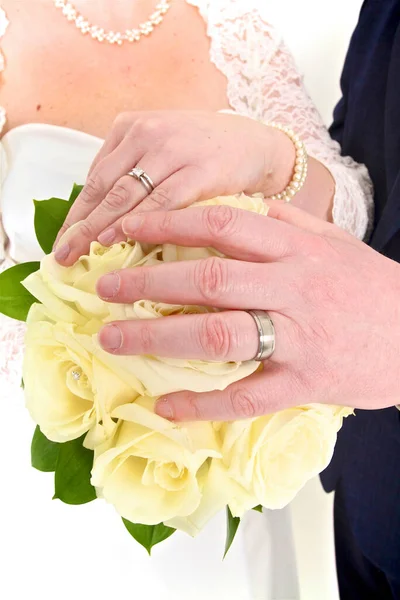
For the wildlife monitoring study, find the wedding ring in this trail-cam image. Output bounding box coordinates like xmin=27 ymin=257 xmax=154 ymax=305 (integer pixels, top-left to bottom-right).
xmin=127 ymin=166 xmax=155 ymax=194
xmin=247 ymin=310 xmax=276 ymax=361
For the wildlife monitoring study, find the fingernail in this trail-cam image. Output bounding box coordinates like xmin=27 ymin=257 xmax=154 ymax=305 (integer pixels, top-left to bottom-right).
xmin=54 ymin=243 xmax=70 ymax=261
xmin=98 ymin=228 xmax=116 ymax=246
xmin=99 ymin=324 xmax=122 ymax=351
xmin=123 ymin=214 xmax=143 ymax=235
xmin=155 ymin=397 xmax=174 ymax=420
xmin=97 ymin=272 xmax=120 ymax=298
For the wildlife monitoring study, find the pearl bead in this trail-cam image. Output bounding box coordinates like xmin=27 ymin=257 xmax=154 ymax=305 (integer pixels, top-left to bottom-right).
xmin=265 ymin=122 xmax=307 ymax=203
xmin=53 ymin=0 xmax=171 ymax=45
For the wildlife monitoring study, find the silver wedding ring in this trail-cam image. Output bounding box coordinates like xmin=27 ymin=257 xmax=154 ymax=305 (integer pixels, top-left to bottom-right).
xmin=247 ymin=310 xmax=276 ymax=361
xmin=127 ymin=166 xmax=155 ymax=194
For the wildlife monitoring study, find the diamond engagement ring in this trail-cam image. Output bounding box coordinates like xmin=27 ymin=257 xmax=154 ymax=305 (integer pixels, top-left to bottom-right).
xmin=247 ymin=310 xmax=276 ymax=361
xmin=127 ymin=166 xmax=155 ymax=194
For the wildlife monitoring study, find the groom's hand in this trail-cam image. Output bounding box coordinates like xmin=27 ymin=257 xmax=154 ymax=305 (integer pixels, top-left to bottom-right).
xmin=96 ymin=203 xmax=400 ymax=421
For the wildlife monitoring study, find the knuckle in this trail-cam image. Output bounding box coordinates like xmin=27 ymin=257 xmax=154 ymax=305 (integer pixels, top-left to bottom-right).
xmin=194 ymin=257 xmax=228 ymax=303
xmin=80 ymin=175 xmax=105 ymax=205
xmin=198 ymin=314 xmax=234 ymax=360
xmin=57 ymin=222 xmax=69 ymax=237
xmin=78 ymin=220 xmax=94 ymax=240
xmin=229 ymin=387 xmax=263 ymax=418
xmin=203 ymin=205 xmax=240 ymax=237
xmin=131 ymin=116 xmax=162 ymax=138
xmin=114 ymin=111 xmax=133 ymax=128
xmin=187 ymin=392 xmax=204 ymax=420
xmin=158 ymin=211 xmax=173 ymax=233
xmin=145 ymin=188 xmax=171 ymax=211
xmin=104 ymin=183 xmax=130 ymax=211
xmin=138 ymin=323 xmax=154 ymax=354
xmin=134 ymin=267 xmax=150 ymax=297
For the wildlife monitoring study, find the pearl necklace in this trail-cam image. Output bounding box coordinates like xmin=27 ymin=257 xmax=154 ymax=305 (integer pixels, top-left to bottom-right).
xmin=53 ymin=0 xmax=172 ymax=45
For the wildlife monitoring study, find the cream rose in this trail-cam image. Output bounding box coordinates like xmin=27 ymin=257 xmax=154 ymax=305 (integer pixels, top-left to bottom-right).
xmin=22 ymin=241 xmax=155 ymax=447
xmin=165 ymin=458 xmax=258 ymax=536
xmin=91 ymin=397 xmax=222 ymax=526
xmin=23 ymin=303 xmax=141 ymax=447
xmin=221 ymin=405 xmax=354 ymax=513
xmin=22 ymin=196 xmax=261 ymax=448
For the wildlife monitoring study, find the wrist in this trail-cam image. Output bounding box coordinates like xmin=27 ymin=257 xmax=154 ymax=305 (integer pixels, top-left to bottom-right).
xmin=261 ymin=125 xmax=306 ymax=199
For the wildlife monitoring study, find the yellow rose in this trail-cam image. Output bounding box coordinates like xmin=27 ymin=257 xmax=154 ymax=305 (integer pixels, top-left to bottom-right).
xmin=222 ymin=405 xmax=354 ymax=513
xmin=24 ymin=240 xmax=159 ymax=322
xmin=165 ymin=458 xmax=257 ymax=536
xmin=22 ymin=241 xmax=154 ymax=447
xmin=91 ymin=397 xmax=223 ymax=526
xmin=23 ymin=303 xmax=141 ymax=447
xmin=198 ymin=193 xmax=269 ymax=215
xmin=22 ymin=195 xmax=261 ymax=448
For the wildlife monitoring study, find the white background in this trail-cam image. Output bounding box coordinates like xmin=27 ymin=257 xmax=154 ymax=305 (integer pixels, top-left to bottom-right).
xmin=267 ymin=0 xmax=363 ymax=125
xmin=0 ymin=1 xmax=364 ymax=599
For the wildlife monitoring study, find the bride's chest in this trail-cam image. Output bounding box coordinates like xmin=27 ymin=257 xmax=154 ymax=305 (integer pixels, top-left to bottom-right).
xmin=1 ymin=2 xmax=230 ymax=138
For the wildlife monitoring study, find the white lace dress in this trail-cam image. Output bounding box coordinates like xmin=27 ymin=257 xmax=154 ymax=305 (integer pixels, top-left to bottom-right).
xmin=0 ymin=2 xmax=373 ymax=600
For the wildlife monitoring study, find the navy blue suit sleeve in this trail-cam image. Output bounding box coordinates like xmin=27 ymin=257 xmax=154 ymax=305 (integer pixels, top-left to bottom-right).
xmin=329 ymin=96 xmax=346 ymax=147
xmin=329 ymin=1 xmax=369 ymax=148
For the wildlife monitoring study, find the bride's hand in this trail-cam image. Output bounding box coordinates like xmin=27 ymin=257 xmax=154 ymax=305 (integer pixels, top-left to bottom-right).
xmin=53 ymin=110 xmax=299 ymax=265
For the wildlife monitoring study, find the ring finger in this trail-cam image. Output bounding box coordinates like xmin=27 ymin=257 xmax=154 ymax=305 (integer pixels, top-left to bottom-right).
xmin=98 ymin=309 xmax=286 ymax=362
xmin=56 ymin=153 xmax=178 ymax=265
xmin=54 ymin=134 xmax=145 ymax=248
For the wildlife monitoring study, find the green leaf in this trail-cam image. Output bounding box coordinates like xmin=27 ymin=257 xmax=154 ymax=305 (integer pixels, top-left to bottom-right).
xmin=224 ymin=507 xmax=240 ymax=559
xmin=122 ymin=519 xmax=175 ymax=555
xmin=253 ymin=505 xmax=263 ymax=513
xmin=54 ymin=436 xmax=96 ymax=505
xmin=34 ymin=197 xmax=74 ymax=254
xmin=0 ymin=262 xmax=40 ymax=320
xmin=31 ymin=426 xmax=61 ymax=472
xmin=33 ymin=183 xmax=83 ymax=254
xmin=68 ymin=183 xmax=83 ymax=203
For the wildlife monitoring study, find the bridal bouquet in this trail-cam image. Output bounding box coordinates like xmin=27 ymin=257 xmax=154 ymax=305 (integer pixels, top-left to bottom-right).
xmin=0 ymin=185 xmax=352 ymax=555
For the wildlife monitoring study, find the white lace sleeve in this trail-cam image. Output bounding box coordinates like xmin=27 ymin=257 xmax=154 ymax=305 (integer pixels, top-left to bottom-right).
xmin=189 ymin=0 xmax=374 ymax=241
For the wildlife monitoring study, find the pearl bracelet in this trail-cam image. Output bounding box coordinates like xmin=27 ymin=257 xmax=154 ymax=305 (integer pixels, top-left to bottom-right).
xmin=267 ymin=122 xmax=308 ymax=202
